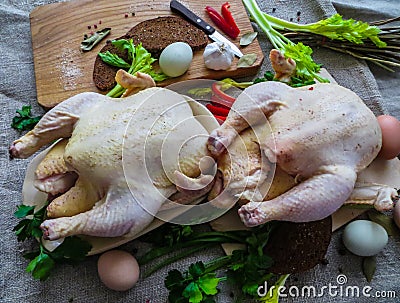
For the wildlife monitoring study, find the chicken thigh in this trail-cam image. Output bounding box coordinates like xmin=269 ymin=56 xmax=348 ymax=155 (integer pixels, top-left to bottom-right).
xmin=10 ymin=88 xmax=213 ymax=240
xmin=208 ymin=81 xmax=382 ymax=226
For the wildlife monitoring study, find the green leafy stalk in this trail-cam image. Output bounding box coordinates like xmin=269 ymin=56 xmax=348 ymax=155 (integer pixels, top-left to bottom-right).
xmin=243 ymin=0 xmax=390 ymax=80
xmin=143 ymin=244 xmax=216 ymax=278
xmin=143 ymin=223 xmax=277 ymax=302
xmin=98 ymin=39 xmax=168 ymax=97
xmin=263 ymin=13 xmax=386 ymax=48
xmin=242 ymin=0 xmax=329 ymax=83
xmin=284 ymin=16 xmax=400 ymax=72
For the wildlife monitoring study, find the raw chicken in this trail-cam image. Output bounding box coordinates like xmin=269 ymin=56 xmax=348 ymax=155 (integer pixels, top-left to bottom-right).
xmin=207 ymin=81 xmax=383 ymax=226
xmin=10 ymin=87 xmax=214 ymax=240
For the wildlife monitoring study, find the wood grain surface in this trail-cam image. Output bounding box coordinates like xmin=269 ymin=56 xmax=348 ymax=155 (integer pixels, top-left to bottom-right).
xmin=30 ymin=0 xmax=264 ymax=108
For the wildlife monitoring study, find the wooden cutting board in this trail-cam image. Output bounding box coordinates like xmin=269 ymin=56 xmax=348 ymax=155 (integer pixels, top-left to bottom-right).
xmin=30 ymin=0 xmax=264 ymax=108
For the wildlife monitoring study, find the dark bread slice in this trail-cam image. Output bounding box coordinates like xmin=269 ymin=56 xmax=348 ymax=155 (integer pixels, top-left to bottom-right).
xmin=124 ymin=16 xmax=208 ymax=58
xmin=265 ymin=216 xmax=332 ymax=274
xmin=93 ymin=16 xmax=208 ymax=91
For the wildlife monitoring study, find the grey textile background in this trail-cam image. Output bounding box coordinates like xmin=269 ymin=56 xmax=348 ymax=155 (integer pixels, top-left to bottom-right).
xmin=1 ymin=0 xmax=399 ymax=302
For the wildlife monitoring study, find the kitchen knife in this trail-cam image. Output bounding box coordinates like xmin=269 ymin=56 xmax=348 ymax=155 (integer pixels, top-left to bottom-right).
xmin=170 ymin=0 xmax=243 ymax=58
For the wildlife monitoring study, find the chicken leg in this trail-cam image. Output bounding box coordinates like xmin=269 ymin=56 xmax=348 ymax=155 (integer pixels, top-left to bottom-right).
xmin=238 ymin=165 xmax=357 ymax=226
xmin=41 ymin=184 xmax=157 ymax=240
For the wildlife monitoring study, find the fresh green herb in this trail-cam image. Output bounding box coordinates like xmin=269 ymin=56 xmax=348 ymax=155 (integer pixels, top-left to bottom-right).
xmin=98 ymin=39 xmax=168 ymax=97
xmin=24 ymin=236 xmax=92 ymax=281
xmin=142 ymin=223 xmax=277 ymax=302
xmin=11 ymin=105 xmax=42 ymax=131
xmin=166 ymin=261 xmax=224 ymax=303
xmin=254 ymin=71 xmax=315 ymax=87
xmin=98 ymin=51 xmax=131 ymax=68
xmin=13 ymin=203 xmax=92 ymax=280
xmin=13 ymin=205 xmax=46 ymax=241
xmin=25 ymin=245 xmax=56 ymax=281
xmin=254 ymin=71 xmax=277 ymax=84
xmin=80 ymin=28 xmax=111 ymax=52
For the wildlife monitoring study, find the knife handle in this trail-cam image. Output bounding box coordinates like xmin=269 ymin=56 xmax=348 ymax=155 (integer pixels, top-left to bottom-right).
xmin=170 ymin=0 xmax=215 ymax=35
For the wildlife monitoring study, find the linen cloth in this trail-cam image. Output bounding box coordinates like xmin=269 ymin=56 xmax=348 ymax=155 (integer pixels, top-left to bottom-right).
xmin=0 ymin=0 xmax=399 ymax=302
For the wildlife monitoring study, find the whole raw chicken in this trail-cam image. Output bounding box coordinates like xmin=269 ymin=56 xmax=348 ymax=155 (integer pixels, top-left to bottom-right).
xmin=10 ymin=87 xmax=214 ymax=240
xmin=207 ymin=81 xmax=383 ymax=227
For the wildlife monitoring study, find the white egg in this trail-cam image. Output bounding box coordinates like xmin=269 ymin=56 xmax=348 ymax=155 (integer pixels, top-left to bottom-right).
xmin=159 ymin=42 xmax=193 ymax=77
xmin=343 ymin=220 xmax=388 ymax=257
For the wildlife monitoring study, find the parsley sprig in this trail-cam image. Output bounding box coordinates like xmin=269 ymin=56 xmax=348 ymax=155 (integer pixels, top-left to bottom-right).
xmin=13 ymin=204 xmax=92 ymax=281
xmin=11 ymin=105 xmax=42 ymax=131
xmin=139 ymin=223 xmax=277 ymax=302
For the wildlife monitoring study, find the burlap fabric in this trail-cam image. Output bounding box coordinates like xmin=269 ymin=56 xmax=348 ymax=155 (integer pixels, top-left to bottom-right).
xmin=1 ymin=0 xmax=399 ymax=302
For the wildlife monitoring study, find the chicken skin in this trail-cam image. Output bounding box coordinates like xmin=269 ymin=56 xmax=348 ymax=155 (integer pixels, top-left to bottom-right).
xmin=10 ymin=88 xmax=213 ymax=240
xmin=207 ymin=81 xmax=382 ymax=226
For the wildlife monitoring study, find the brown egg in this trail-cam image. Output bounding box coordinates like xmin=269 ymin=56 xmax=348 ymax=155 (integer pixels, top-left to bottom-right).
xmin=377 ymin=115 xmax=400 ymax=160
xmin=97 ymin=250 xmax=140 ymax=291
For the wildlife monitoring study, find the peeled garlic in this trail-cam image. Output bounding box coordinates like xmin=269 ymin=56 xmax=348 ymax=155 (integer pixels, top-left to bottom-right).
xmin=203 ymin=42 xmax=234 ymax=70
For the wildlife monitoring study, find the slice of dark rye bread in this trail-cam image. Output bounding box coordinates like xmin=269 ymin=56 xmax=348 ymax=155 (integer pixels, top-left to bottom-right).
xmin=93 ymin=16 xmax=208 ymax=91
xmin=265 ymin=216 xmax=332 ymax=274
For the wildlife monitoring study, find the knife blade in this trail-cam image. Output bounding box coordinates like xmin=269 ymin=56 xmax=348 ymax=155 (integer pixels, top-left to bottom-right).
xmin=170 ymin=0 xmax=243 ymax=58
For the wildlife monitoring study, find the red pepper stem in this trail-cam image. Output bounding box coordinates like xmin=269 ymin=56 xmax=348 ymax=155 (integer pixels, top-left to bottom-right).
xmin=221 ymin=2 xmax=240 ymax=36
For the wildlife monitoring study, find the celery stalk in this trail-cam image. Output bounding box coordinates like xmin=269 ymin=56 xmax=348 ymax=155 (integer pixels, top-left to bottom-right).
xmin=242 ymin=0 xmax=328 ymax=83
xmin=262 ymin=13 xmax=386 ymax=48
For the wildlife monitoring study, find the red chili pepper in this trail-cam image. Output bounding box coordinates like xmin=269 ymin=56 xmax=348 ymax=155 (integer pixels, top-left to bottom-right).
xmin=211 ymin=94 xmax=234 ymax=108
xmin=214 ymin=115 xmax=227 ymax=124
xmin=210 ymin=101 xmax=231 ymax=110
xmin=212 ymin=82 xmax=236 ymax=104
xmin=221 ymin=2 xmax=240 ymax=38
xmin=205 ymin=6 xmax=239 ymax=39
xmin=206 ymin=103 xmax=230 ymax=116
